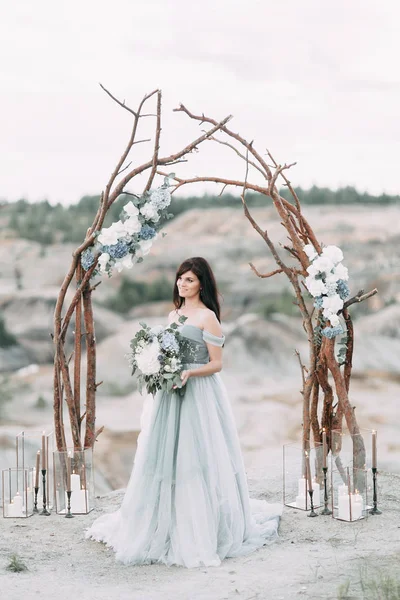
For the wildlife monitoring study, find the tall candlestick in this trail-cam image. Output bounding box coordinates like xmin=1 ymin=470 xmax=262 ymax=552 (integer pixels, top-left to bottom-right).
xmin=322 ymin=428 xmax=327 ymax=469
xmin=372 ymin=430 xmax=377 ymax=469
xmin=305 ymin=451 xmax=313 ymax=491
xmin=35 ymin=451 xmax=40 ymax=488
xmin=41 ymin=432 xmax=46 ymax=470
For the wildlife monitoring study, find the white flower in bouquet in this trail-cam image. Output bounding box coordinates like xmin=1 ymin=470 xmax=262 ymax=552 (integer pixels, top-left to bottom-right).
xmin=312 ymin=255 xmax=335 ymax=274
xmin=123 ymin=201 xmax=140 ymax=217
xmin=304 ymin=244 xmax=318 ymax=261
xmin=306 ymin=263 xmax=319 ymax=279
xmin=170 ymin=358 xmax=179 ymax=373
xmin=135 ymin=339 xmax=161 ymax=375
xmin=98 ymin=252 xmax=110 ymax=273
xmin=140 ymin=203 xmax=160 ymax=222
xmin=321 ymin=245 xmax=344 ymax=265
xmin=123 ymin=216 xmax=142 ymax=236
xmin=305 ymin=276 xmax=327 ymax=297
xmin=115 ymin=253 xmax=134 ymax=273
xmin=322 ymin=293 xmax=343 ymax=315
xmin=333 ymin=262 xmax=349 ymax=281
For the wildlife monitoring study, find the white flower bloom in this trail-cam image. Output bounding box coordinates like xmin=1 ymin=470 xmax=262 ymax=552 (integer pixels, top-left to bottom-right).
xmin=98 ymin=228 xmax=119 ymax=246
xmin=170 ymin=358 xmax=178 ymax=373
xmin=305 ymin=276 xmax=327 ymax=297
xmin=325 ymin=271 xmax=340 ymax=284
xmin=322 ymin=293 xmax=343 ymax=315
xmin=312 ymin=255 xmax=335 ymax=274
xmin=306 ymin=264 xmax=319 ymax=278
xmin=114 ymin=253 xmax=134 ymax=273
xmin=98 ymin=220 xmax=126 ymax=246
xmin=333 ymin=263 xmax=349 ymax=281
xmin=150 ymin=187 xmax=171 ymax=209
xmin=135 ymin=339 xmax=161 ymax=375
xmin=123 ymin=216 xmax=142 ymax=235
xmin=123 ymin=201 xmax=140 ymax=217
xmin=136 ymin=239 xmax=153 ymax=259
xmin=164 ymin=365 xmax=171 ymax=372
xmin=140 ymin=203 xmax=160 ymax=222
xmin=304 ymin=244 xmax=318 ymax=261
xmin=325 ymin=281 xmax=338 ymax=296
xmin=328 ymin=313 xmax=340 ymax=326
xmin=321 ymin=245 xmax=344 ymax=265
xmin=98 ymin=252 xmax=110 ymax=273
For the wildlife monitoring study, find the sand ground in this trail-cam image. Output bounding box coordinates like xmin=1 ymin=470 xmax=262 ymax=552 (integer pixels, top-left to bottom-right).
xmin=0 ymin=468 xmax=399 ymax=600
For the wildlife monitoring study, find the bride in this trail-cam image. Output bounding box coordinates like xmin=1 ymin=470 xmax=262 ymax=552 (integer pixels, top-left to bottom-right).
xmin=85 ymin=256 xmax=282 ymax=568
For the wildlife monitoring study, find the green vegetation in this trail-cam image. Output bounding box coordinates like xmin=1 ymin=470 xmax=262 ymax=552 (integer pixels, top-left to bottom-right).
xmin=336 ymin=567 xmax=400 ymax=600
xmin=0 ymin=317 xmax=17 ymax=348
xmin=104 ymin=276 xmax=172 ymax=314
xmin=2 ymin=185 xmax=399 ymax=245
xmin=6 ymin=554 xmax=28 ymax=573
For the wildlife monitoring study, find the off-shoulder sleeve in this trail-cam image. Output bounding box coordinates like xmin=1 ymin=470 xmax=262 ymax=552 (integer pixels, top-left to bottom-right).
xmin=202 ymin=330 xmax=225 ymax=347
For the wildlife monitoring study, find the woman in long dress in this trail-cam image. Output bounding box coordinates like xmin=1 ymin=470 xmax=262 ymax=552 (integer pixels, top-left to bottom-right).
xmin=85 ymin=256 xmax=282 ymax=568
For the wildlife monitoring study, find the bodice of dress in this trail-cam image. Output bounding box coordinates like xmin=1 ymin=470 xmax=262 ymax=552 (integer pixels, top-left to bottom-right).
xmin=179 ymin=324 xmax=225 ymax=364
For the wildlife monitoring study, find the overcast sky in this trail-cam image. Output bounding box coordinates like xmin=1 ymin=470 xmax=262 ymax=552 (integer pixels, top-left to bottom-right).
xmin=2 ymin=1 xmax=400 ymax=205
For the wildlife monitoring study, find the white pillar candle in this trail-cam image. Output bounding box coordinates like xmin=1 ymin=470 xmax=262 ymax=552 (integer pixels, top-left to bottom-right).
xmin=70 ymin=473 xmax=81 ymax=494
xmin=312 ymin=481 xmax=321 ymax=506
xmin=338 ymin=492 xmax=363 ymax=521
xmin=338 ymin=483 xmax=348 ymax=496
xmin=295 ymin=495 xmax=307 ymax=509
xmin=8 ymin=494 xmax=24 ymax=517
xmin=66 ymin=489 xmax=89 ymax=513
xmin=298 ymin=477 xmax=307 ymax=496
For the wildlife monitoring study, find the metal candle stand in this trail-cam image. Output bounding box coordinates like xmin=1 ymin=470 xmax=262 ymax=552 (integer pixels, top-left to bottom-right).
xmin=40 ymin=469 xmax=50 ymax=516
xmin=33 ymin=487 xmax=39 ymax=513
xmin=307 ymin=489 xmax=318 ymax=517
xmin=369 ymin=467 xmax=382 ymax=515
xmin=320 ymin=466 xmax=332 ymax=515
xmin=65 ymin=491 xmax=74 ymax=519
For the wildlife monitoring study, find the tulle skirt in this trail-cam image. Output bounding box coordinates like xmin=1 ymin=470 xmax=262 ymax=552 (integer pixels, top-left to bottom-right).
xmin=85 ymin=364 xmax=282 ymax=568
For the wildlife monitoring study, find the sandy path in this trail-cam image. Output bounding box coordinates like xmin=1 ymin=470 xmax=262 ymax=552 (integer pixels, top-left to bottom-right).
xmin=0 ymin=470 xmax=399 ymax=600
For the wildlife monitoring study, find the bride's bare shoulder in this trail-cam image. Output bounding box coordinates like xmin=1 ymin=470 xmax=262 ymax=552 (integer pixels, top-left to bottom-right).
xmin=202 ymin=309 xmax=222 ymax=336
xmin=168 ymin=308 xmax=179 ymax=324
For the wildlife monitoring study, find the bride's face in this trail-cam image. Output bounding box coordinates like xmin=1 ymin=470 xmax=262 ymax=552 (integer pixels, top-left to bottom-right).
xmin=177 ymin=270 xmax=201 ymax=300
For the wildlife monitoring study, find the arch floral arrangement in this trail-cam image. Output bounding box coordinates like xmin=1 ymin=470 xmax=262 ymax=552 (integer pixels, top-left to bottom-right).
xmin=53 ymin=87 xmax=231 ymax=453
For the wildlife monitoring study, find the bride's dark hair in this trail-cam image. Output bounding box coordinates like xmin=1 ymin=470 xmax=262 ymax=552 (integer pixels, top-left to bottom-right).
xmin=173 ymin=257 xmax=221 ymax=322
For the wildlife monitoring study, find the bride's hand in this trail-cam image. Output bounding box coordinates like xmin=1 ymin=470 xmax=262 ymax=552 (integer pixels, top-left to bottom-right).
xmin=180 ymin=370 xmax=192 ymax=386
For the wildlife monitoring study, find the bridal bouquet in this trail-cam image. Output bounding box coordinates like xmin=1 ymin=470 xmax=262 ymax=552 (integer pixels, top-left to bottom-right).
xmin=126 ymin=316 xmax=191 ymax=396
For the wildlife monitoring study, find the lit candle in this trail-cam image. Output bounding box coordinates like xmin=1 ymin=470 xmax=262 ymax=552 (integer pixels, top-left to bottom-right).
xmin=35 ymin=451 xmax=40 ymax=488
xmin=305 ymin=451 xmax=313 ymax=492
xmin=322 ymin=428 xmax=327 ymax=469
xmin=41 ymin=432 xmax=46 ymax=470
xmin=372 ymin=430 xmax=377 ymax=469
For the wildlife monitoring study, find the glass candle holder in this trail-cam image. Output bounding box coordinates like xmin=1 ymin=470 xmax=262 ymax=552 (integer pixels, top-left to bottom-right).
xmin=330 ymin=464 xmax=368 ymax=522
xmin=2 ymin=468 xmax=34 ymax=518
xmin=53 ymin=448 xmax=94 ymax=515
xmin=283 ymin=442 xmax=323 ymax=511
xmin=16 ymin=429 xmax=55 ymax=510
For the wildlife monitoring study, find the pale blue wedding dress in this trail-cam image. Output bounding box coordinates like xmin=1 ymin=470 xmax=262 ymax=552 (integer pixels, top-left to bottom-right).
xmin=85 ymin=324 xmax=282 ymax=568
